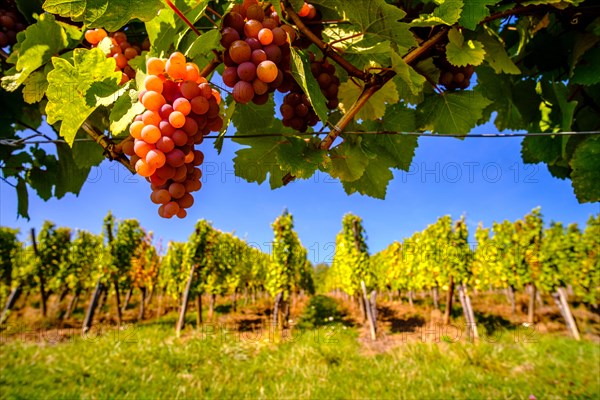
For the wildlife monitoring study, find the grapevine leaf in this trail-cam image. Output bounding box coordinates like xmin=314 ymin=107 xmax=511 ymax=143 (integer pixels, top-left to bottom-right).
xmin=362 ymin=104 xmax=419 ymax=170
xmin=72 ymin=131 xmax=105 ymax=169
xmin=27 ymin=148 xmax=59 ymax=200
xmin=43 ymin=0 xmax=164 ymax=31
xmin=54 ymin=143 xmax=91 ymax=198
xmin=276 ymin=137 xmax=326 ymax=179
xmin=325 ymin=137 xmax=369 ymax=182
xmin=234 ymin=100 xmax=275 ymax=133
xmin=145 ymin=0 xmax=208 ymax=56
xmin=185 ymin=29 xmax=221 ymax=59
xmin=22 ymin=70 xmax=48 ymax=104
xmin=522 ymin=135 xmax=562 ymax=165
xmin=289 ymin=47 xmax=329 ymax=125
xmin=390 ymin=51 xmax=426 ymax=96
xmin=233 ymin=137 xmax=285 ymax=189
xmin=16 ymin=178 xmax=29 ymax=220
xmin=552 ymin=82 xmax=577 ymax=132
xmin=28 ymin=168 xmax=55 ymax=200
xmin=45 ymin=48 xmax=122 ymax=146
xmin=445 ymin=27 xmax=486 ymax=67
xmin=478 ymin=31 xmax=521 ymax=74
xmin=110 ymin=87 xmax=145 ymax=137
xmin=475 ymin=67 xmax=540 ymax=130
xmin=2 ymin=152 xmax=31 ymax=178
xmin=570 ymin=136 xmax=600 ymax=203
xmin=1 ymin=14 xmax=69 ymax=91
xmin=459 ymin=0 xmax=499 ymax=30
xmin=311 ymin=0 xmax=416 ymax=52
xmin=418 ymin=91 xmax=492 ymax=135
xmin=570 ymin=33 xmax=599 ymax=76
xmin=571 ymin=46 xmax=600 ymax=86
xmin=338 ymin=79 xmax=399 ymax=121
xmin=342 ymin=155 xmax=393 ymax=199
xmin=411 ymin=0 xmax=464 ymax=27
xmin=15 ymin=0 xmax=44 ymax=23
xmin=214 ymin=96 xmax=236 ymax=154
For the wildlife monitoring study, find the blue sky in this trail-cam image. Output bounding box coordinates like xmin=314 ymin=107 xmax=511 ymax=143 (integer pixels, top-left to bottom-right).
xmin=1 ymin=118 xmax=598 ymax=263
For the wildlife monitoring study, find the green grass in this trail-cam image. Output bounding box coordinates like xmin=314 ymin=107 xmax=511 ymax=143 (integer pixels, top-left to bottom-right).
xmin=1 ymin=316 xmax=599 ymax=399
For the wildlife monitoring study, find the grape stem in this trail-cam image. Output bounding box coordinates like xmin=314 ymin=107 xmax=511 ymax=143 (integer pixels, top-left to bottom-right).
xmin=165 ymin=0 xmax=202 ymax=37
xmin=205 ymin=6 xmax=223 ymax=19
xmin=283 ymin=3 xmax=368 ymax=81
xmin=80 ymin=121 xmax=136 ymax=174
xmin=200 ymin=54 xmax=222 ymax=78
xmin=319 ymin=26 xmax=449 ymax=151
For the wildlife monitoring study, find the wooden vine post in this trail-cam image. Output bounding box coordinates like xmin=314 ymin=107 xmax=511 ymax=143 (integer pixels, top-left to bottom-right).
xmin=352 ymin=219 xmax=376 ymax=340
xmin=176 ymin=264 xmax=196 ymax=337
xmin=83 ymin=278 xmax=104 ymax=333
xmin=0 ymin=287 xmax=22 ymax=325
xmin=553 ymin=287 xmax=581 ymax=341
xmin=105 ymin=221 xmax=122 ymax=327
xmin=30 ymin=228 xmax=48 ymax=318
xmin=457 ymin=285 xmax=478 ymax=340
xmin=442 ymin=275 xmax=454 ymax=326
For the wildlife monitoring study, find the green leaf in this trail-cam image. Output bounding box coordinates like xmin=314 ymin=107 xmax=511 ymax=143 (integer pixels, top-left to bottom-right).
xmin=27 ymin=148 xmax=59 ymax=199
xmin=109 ymin=87 xmax=145 ymax=137
xmin=15 ymin=0 xmax=44 ymax=23
xmin=478 ymin=31 xmax=521 ymax=74
xmin=412 ymin=0 xmax=464 ymax=27
xmin=570 ymin=33 xmax=599 ymax=76
xmin=459 ymin=0 xmax=499 ymax=30
xmin=233 ymin=137 xmax=285 ymax=189
xmin=390 ymin=51 xmax=426 ymax=96
xmin=418 ymin=91 xmax=492 ymax=135
xmin=16 ymin=178 xmax=29 ymax=219
xmin=185 ymin=29 xmax=221 ymax=59
xmin=43 ymin=0 xmax=163 ymax=31
xmin=552 ymin=82 xmax=577 ymax=132
xmin=214 ymin=96 xmax=236 ymax=154
xmin=475 ymin=67 xmax=540 ymax=131
xmin=338 ymin=79 xmax=399 ymax=121
xmin=1 ymin=14 xmax=69 ymax=91
xmin=571 ymin=46 xmax=600 ymax=86
xmin=570 ymin=136 xmax=600 ymax=203
xmin=311 ymin=0 xmax=416 ymax=52
xmin=72 ymin=130 xmax=105 ymax=169
xmin=445 ymin=27 xmax=486 ymax=67
xmin=289 ymin=48 xmax=329 ymax=126
xmin=22 ymin=70 xmax=48 ymax=104
xmin=27 ymin=167 xmax=55 ymax=200
xmin=342 ymin=155 xmax=393 ymax=199
xmin=326 ymin=137 xmax=369 ymax=182
xmin=521 ymin=135 xmax=563 ymax=165
xmin=54 ymin=143 xmax=91 ymax=198
xmin=145 ymin=0 xmax=208 ymax=56
xmin=362 ymin=104 xmax=419 ymax=170
xmin=276 ymin=137 xmax=326 ymax=179
xmin=231 ymin=97 xmax=279 ymax=136
xmin=45 ymin=48 xmax=122 ymax=146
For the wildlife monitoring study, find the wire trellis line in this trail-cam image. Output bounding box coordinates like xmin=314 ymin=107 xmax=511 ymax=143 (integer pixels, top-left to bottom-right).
xmin=1 ymin=130 xmax=599 ymax=147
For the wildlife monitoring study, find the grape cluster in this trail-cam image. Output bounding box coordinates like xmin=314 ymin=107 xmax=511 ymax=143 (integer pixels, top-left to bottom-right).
xmin=281 ymin=91 xmax=319 ymax=132
xmin=85 ymin=28 xmax=150 ymax=85
xmin=0 ymin=6 xmax=26 ymax=49
xmin=280 ymin=55 xmax=339 ymax=132
xmin=435 ymin=56 xmax=474 ymax=90
xmin=220 ymin=0 xmax=297 ymax=105
xmin=311 ymin=56 xmax=340 ymax=110
xmin=291 ymin=2 xmax=323 ymax=49
xmin=123 ymin=52 xmax=223 ymax=219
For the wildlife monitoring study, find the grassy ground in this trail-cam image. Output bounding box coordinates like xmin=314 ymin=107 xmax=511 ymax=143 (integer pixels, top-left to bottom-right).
xmin=1 ymin=295 xmax=599 ymax=399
